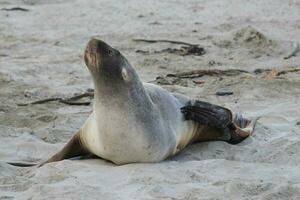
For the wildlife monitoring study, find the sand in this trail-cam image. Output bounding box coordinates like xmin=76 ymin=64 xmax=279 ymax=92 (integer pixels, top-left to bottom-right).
xmin=0 ymin=0 xmax=300 ymax=199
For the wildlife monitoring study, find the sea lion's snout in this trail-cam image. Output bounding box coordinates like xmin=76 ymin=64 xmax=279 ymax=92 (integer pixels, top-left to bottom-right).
xmin=84 ymin=38 xmax=103 ymax=71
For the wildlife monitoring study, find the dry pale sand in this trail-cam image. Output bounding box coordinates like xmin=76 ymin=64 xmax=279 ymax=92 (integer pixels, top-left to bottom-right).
xmin=1 ymin=0 xmax=300 ymax=199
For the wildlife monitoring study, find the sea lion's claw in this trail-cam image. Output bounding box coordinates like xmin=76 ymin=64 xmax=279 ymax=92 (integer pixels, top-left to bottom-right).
xmin=233 ymin=113 xmax=251 ymax=128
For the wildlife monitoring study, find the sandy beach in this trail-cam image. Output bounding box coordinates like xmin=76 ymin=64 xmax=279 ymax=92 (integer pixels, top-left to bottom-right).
xmin=0 ymin=0 xmax=300 ymax=199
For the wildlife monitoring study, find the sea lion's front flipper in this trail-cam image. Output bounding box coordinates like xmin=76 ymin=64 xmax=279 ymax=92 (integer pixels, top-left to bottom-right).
xmin=7 ymin=161 xmax=39 ymax=167
xmin=180 ymin=100 xmax=233 ymax=129
xmin=6 ymin=129 xmax=90 ymax=167
xmin=38 ymin=130 xmax=89 ymax=167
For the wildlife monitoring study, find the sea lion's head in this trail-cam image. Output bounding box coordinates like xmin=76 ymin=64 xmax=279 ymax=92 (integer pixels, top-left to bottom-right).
xmin=84 ymin=38 xmax=134 ymax=82
xmin=84 ymin=38 xmax=142 ymax=98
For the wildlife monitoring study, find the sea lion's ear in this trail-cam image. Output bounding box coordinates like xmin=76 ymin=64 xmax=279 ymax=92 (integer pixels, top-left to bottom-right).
xmin=121 ymin=67 xmax=131 ymax=81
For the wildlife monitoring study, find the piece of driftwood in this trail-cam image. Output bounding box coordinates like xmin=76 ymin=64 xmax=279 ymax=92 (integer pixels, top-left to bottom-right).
xmin=136 ymin=46 xmax=205 ymax=56
xmin=216 ymin=91 xmax=234 ymax=96
xmin=133 ymin=38 xmax=198 ymax=47
xmin=18 ymin=91 xmax=94 ymax=106
xmin=133 ymin=38 xmax=205 ymax=56
xmin=254 ymin=67 xmax=300 ymax=75
xmin=193 ymin=80 xmax=205 ymax=84
xmin=154 ymin=67 xmax=300 ymax=86
xmin=277 ymin=68 xmax=300 ymax=75
xmin=264 ymin=68 xmax=300 ymax=80
xmin=166 ymin=69 xmax=249 ymax=78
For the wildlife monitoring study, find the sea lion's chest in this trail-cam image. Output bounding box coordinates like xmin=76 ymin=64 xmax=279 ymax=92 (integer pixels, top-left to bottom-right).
xmin=81 ymin=111 xmax=172 ymax=164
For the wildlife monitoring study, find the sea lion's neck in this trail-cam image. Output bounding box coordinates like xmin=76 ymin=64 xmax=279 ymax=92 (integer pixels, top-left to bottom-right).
xmin=93 ymin=78 xmax=153 ymax=113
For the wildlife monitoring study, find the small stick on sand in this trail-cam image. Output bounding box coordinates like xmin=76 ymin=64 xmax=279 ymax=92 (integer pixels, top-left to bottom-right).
xmin=216 ymin=91 xmax=234 ymax=96
xmin=277 ymin=68 xmax=300 ymax=75
xmin=18 ymin=91 xmax=94 ymax=106
xmin=59 ymin=100 xmax=91 ymax=106
xmin=133 ymin=39 xmax=198 ymax=47
xmin=152 ymin=67 xmax=300 ymax=84
xmin=284 ymin=42 xmax=300 ymax=59
xmin=166 ymin=69 xmax=249 ymax=78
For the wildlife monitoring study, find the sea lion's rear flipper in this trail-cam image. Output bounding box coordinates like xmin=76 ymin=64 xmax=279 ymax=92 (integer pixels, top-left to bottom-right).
xmin=227 ymin=114 xmax=258 ymax=144
xmin=181 ymin=100 xmax=257 ymax=144
xmin=180 ymin=100 xmax=233 ymax=129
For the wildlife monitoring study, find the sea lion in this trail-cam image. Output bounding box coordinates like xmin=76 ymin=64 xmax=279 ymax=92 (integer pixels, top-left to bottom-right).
xmin=8 ymin=39 xmax=256 ymax=167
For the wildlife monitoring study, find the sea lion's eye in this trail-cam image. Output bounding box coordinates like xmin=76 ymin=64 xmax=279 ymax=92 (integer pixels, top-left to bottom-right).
xmin=108 ymin=49 xmax=113 ymax=56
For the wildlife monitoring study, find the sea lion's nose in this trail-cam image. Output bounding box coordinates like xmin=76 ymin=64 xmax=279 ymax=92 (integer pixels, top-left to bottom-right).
xmin=86 ymin=38 xmax=107 ymax=52
xmin=86 ymin=38 xmax=99 ymax=52
xmin=84 ymin=38 xmax=111 ymax=70
xmin=85 ymin=38 xmax=105 ymax=57
xmin=84 ymin=38 xmax=102 ymax=69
